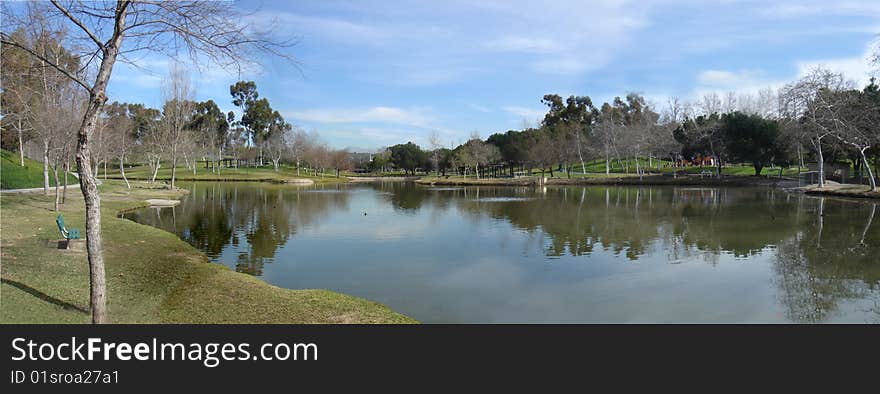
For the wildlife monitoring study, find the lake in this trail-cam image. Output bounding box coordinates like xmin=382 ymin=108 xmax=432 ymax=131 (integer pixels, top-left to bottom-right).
xmin=122 ymin=181 xmax=880 ymax=323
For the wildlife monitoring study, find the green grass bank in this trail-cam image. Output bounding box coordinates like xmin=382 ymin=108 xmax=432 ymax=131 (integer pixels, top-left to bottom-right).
xmin=103 ymin=164 xmax=347 ymax=185
xmin=1 ymin=180 xmax=415 ymax=324
xmin=1 ymin=149 xmax=58 ymax=190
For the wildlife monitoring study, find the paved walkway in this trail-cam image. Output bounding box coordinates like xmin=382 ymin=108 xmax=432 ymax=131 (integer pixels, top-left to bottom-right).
xmin=0 ymin=173 xmax=102 ymax=195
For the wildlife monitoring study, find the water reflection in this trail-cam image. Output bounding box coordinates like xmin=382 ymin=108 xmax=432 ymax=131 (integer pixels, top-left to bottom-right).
xmin=124 ymin=182 xmax=350 ymax=275
xmin=124 ymin=182 xmax=879 ymax=323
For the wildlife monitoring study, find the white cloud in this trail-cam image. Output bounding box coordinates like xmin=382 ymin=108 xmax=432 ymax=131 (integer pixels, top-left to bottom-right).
xmin=503 ymin=106 xmax=545 ymax=121
xmin=697 ymin=70 xmax=765 ymax=89
xmin=245 ymin=11 xmax=390 ymax=47
xmin=690 ymin=44 xmax=876 ymax=104
xmin=285 ymin=106 xmax=434 ymax=128
xmin=795 ymin=47 xmax=875 ymax=87
xmin=467 ymin=103 xmax=491 ymax=113
xmin=759 ymin=1 xmax=880 ymax=19
xmin=485 ymin=36 xmax=565 ymax=54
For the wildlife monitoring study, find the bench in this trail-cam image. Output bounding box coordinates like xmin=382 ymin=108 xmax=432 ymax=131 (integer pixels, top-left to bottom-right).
xmin=56 ymin=214 xmax=81 ymax=240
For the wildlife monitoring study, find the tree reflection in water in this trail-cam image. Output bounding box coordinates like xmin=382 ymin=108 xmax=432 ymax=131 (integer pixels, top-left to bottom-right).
xmin=124 ymin=182 xmax=350 ymax=276
xmin=124 ymin=182 xmax=879 ymax=322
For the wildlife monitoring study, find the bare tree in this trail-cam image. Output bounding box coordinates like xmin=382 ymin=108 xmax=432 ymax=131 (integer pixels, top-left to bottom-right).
xmin=158 ymin=65 xmax=195 ymax=190
xmin=780 ymin=67 xmax=854 ymax=188
xmin=331 ymin=149 xmax=352 ymax=178
xmin=428 ymin=131 xmax=443 ymax=175
xmin=265 ymin=121 xmax=292 ymax=172
xmin=697 ymin=92 xmax=722 ymax=116
xmin=832 ymin=89 xmax=880 ymax=191
xmin=104 ymin=108 xmax=133 ymax=188
xmin=287 ymin=127 xmax=308 ymax=175
xmin=1 ymin=0 xmax=291 ymax=323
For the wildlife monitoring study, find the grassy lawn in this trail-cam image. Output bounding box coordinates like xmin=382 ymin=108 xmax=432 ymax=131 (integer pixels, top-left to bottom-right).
xmin=1 ymin=180 xmax=415 ymax=323
xmin=566 ymin=158 xmax=807 ymax=178
xmin=0 ymin=149 xmax=58 ymax=190
xmin=103 ymin=164 xmax=348 ymax=184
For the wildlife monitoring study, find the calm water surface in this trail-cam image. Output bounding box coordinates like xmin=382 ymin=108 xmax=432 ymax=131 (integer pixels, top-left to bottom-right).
xmin=123 ymin=182 xmax=880 ymax=323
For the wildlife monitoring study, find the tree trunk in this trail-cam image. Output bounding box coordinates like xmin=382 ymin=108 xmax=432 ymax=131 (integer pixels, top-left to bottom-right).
xmin=52 ymin=162 xmax=60 ymax=212
xmin=76 ymin=95 xmax=110 ymax=324
xmin=860 ymin=148 xmax=876 ymax=192
xmin=635 ymin=154 xmax=642 ymax=181
xmin=150 ymin=157 xmax=161 ymax=183
xmin=18 ymin=119 xmax=24 ymax=167
xmin=755 ymin=164 xmax=763 ymax=176
xmin=62 ymin=158 xmax=69 ymax=203
xmin=170 ymin=158 xmax=177 ymax=190
xmin=74 ymin=16 xmax=129 ymax=323
xmin=120 ymin=155 xmax=130 ymax=189
xmin=816 ymin=141 xmax=825 ymax=188
xmin=43 ymin=140 xmax=50 ymax=195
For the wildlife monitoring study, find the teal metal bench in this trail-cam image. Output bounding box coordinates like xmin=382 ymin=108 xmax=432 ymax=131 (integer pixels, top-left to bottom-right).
xmin=56 ymin=214 xmax=81 ymax=240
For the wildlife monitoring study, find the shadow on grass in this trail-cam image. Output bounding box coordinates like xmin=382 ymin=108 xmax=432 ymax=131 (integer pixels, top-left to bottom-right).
xmin=1 ymin=277 xmax=88 ymax=314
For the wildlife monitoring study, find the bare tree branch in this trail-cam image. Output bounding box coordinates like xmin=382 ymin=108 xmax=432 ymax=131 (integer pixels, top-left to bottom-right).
xmin=0 ymin=34 xmax=91 ymax=91
xmin=49 ymin=0 xmax=106 ymax=50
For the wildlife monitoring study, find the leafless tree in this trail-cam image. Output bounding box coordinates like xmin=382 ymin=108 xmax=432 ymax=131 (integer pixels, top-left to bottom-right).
xmin=593 ymin=106 xmax=622 ymax=175
xmin=158 ymin=65 xmax=195 ymax=190
xmin=1 ymin=0 xmax=291 ymax=323
xmin=105 ymin=110 xmax=133 ymax=188
xmin=265 ymin=122 xmax=292 ymax=172
xmin=780 ymin=67 xmax=854 ymax=188
xmin=697 ymin=92 xmax=722 ymax=116
xmin=286 ymin=127 xmax=308 ymax=175
xmin=331 ymin=149 xmax=352 ymax=178
xmin=428 ymin=131 xmax=443 ymax=174
xmin=831 ymin=89 xmax=880 ymax=191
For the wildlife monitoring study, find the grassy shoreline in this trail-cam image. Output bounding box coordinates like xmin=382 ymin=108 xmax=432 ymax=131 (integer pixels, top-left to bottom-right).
xmin=799 ymin=183 xmax=880 ymax=199
xmin=415 ymin=174 xmax=799 ymax=188
xmin=102 ymin=164 xmax=348 ymax=185
xmin=1 ymin=180 xmax=415 ymax=324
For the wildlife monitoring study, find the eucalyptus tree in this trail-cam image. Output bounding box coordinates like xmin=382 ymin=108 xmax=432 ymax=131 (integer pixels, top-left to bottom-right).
xmin=0 ymin=0 xmax=290 ymax=323
xmin=189 ymin=99 xmax=229 ymax=173
xmin=541 ymin=94 xmax=596 ymax=173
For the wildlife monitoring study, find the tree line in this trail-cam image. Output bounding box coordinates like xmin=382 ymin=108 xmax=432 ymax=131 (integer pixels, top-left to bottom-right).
xmin=2 ymin=25 xmax=353 ymax=195
xmin=1 ymin=0 xmax=293 ymax=323
xmin=366 ymin=68 xmax=879 ymax=191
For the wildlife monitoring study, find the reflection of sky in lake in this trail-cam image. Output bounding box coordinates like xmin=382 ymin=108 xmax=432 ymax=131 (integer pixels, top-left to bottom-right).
xmin=125 ymin=183 xmax=880 ymax=323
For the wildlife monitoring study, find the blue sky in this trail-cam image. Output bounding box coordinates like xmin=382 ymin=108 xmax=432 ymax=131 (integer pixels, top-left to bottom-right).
xmin=106 ymin=0 xmax=880 ymax=151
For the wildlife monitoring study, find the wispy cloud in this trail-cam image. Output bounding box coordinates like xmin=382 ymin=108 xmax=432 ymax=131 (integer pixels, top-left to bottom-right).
xmin=485 ymin=36 xmax=565 ymax=54
xmin=759 ymin=1 xmax=880 ymax=19
xmin=795 ymin=45 xmax=875 ymax=86
xmin=285 ymin=106 xmax=434 ymax=128
xmin=503 ymin=106 xmax=545 ymax=121
xmin=467 ymin=103 xmax=492 ymax=113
